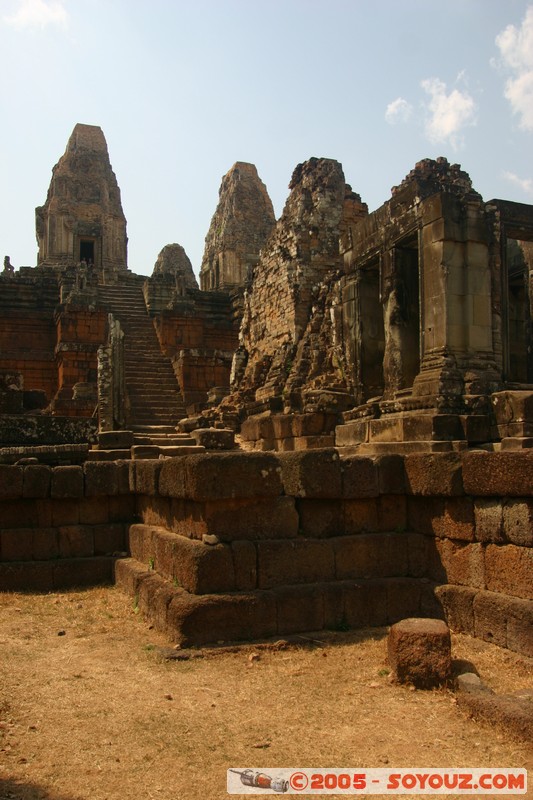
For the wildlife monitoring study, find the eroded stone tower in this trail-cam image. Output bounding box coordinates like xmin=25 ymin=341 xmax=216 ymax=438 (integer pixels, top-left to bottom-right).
xmin=200 ymin=162 xmax=275 ymax=291
xmin=232 ymin=157 xmax=367 ymax=406
xmin=35 ymin=124 xmax=127 ymax=278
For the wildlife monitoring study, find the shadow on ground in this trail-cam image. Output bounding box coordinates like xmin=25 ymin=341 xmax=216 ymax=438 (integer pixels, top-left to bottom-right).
xmin=0 ymin=777 xmax=82 ymax=800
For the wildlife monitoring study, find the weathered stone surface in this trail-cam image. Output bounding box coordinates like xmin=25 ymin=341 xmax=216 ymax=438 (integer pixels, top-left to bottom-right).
xmin=256 ymin=538 xmax=335 ymax=589
xmin=341 ymin=456 xmax=379 ymax=498
xmin=434 ymin=584 xmax=476 ymax=634
xmin=190 ymin=428 xmax=235 ymax=450
xmin=22 ymin=465 xmax=51 ymax=498
xmin=457 ymin=691 xmax=533 ymax=742
xmin=0 ymin=465 xmax=23 ymax=498
xmin=435 ymin=539 xmax=485 ymax=588
xmin=50 ymin=466 xmax=84 ymax=498
xmin=160 ymin=452 xmax=282 ymax=501
xmin=202 ymin=496 xmax=298 ymax=541
xmin=431 ymin=498 xmax=475 ymax=542
xmin=166 ymin=589 xmax=277 ymax=646
xmin=151 ymin=244 xmax=199 ymax=290
xmin=502 ymin=500 xmax=533 ymax=546
xmin=277 ymin=449 xmax=342 ymax=498
xmin=200 ymin=162 xmax=275 ymax=291
xmin=83 ymin=461 xmax=129 ymax=496
xmin=97 ymin=430 xmax=133 ymax=450
xmin=404 ymin=453 xmax=463 ymax=496
xmin=474 ymin=499 xmax=505 ymax=543
xmin=484 ymin=544 xmax=533 ymax=600
xmin=387 ymin=617 xmax=452 ymax=688
xmin=36 ymin=124 xmax=127 ymax=275
xmin=472 ymin=590 xmax=533 ymax=653
xmin=462 ymin=452 xmax=533 ymax=496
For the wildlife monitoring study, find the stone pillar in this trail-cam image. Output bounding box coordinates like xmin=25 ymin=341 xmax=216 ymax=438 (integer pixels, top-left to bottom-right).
xmin=412 ymin=192 xmax=499 ymax=402
xmin=97 ymin=315 xmax=125 ymax=431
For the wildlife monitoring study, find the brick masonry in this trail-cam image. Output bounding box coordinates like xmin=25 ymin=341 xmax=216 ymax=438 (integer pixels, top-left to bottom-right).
xmin=0 ymin=451 xmax=531 ymax=654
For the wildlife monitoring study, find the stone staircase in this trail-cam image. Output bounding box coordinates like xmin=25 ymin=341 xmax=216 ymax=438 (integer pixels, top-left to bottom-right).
xmin=97 ymin=279 xmax=187 ymax=429
xmin=130 ymin=425 xmax=203 ymax=459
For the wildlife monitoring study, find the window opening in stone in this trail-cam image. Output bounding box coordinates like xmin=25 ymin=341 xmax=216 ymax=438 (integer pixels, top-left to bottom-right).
xmin=505 ymin=238 xmax=532 ymax=383
xmin=79 ymin=239 xmax=95 ymax=264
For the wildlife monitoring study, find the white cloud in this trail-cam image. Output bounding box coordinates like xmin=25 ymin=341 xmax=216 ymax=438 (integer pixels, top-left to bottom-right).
xmin=421 ymin=77 xmax=476 ymax=149
xmin=496 ymin=6 xmax=533 ymax=131
xmin=3 ymin=0 xmax=68 ymax=29
xmin=503 ymin=170 xmax=533 ymax=197
xmin=385 ymin=97 xmax=413 ymax=125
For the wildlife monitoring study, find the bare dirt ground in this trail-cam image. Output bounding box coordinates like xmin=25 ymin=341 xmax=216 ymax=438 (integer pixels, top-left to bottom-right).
xmin=0 ymin=586 xmax=531 ymax=800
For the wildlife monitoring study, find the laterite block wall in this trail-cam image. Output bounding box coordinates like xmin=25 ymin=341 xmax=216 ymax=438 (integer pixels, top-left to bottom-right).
xmin=1 ymin=451 xmax=531 ymax=656
xmin=118 ymin=450 xmax=532 ymax=655
xmin=0 ymin=462 xmax=134 ymax=590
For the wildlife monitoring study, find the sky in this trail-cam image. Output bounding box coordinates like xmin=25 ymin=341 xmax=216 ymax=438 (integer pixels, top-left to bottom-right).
xmin=1 ymin=0 xmax=532 ymax=278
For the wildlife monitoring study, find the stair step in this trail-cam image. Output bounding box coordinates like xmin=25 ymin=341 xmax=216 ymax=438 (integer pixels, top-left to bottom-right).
xmin=133 ymin=436 xmax=196 ymax=446
xmin=115 ymin=556 xmax=426 ymax=648
xmin=131 ymin=425 xmax=178 ymax=433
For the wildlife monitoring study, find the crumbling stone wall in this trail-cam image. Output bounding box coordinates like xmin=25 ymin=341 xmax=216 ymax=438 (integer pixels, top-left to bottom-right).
xmin=224 ymin=159 xmax=367 ymax=410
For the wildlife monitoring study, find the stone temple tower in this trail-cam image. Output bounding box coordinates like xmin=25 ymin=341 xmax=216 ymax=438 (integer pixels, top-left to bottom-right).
xmin=35 ymin=123 xmax=127 ymax=278
xmin=200 ymin=162 xmax=275 ymax=291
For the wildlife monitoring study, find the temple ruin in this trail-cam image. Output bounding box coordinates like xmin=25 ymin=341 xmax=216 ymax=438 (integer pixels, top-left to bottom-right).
xmin=36 ymin=123 xmax=128 ymax=279
xmin=0 ymin=124 xmax=531 ymax=658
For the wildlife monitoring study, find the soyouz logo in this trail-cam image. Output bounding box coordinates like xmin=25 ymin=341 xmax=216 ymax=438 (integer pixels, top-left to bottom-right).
xmin=227 ymin=768 xmax=527 ymax=794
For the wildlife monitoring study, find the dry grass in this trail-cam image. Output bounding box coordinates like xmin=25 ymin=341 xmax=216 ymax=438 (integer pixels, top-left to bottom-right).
xmin=0 ymin=587 xmax=531 ymax=800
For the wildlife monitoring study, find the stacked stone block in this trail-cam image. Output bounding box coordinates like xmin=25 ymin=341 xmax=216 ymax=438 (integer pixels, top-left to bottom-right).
xmin=0 ymin=462 xmax=133 ymax=590
xmin=1 ymin=451 xmax=531 ymax=657
xmin=115 ymin=451 xmax=442 ymax=646
xmin=240 ymin=412 xmax=338 ymax=451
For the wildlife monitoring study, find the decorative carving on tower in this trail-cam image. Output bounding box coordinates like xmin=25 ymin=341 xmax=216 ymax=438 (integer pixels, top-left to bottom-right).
xmin=36 ymin=123 xmax=128 ymax=280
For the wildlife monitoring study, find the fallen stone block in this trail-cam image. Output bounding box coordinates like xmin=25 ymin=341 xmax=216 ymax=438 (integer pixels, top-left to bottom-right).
xmin=191 ymin=427 xmax=235 ymax=449
xmin=387 ymin=617 xmax=452 ymax=688
xmin=457 ymin=690 xmax=533 ymax=742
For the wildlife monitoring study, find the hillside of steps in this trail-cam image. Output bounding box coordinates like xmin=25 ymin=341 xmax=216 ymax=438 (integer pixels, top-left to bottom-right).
xmin=97 ymin=279 xmax=187 ymax=428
